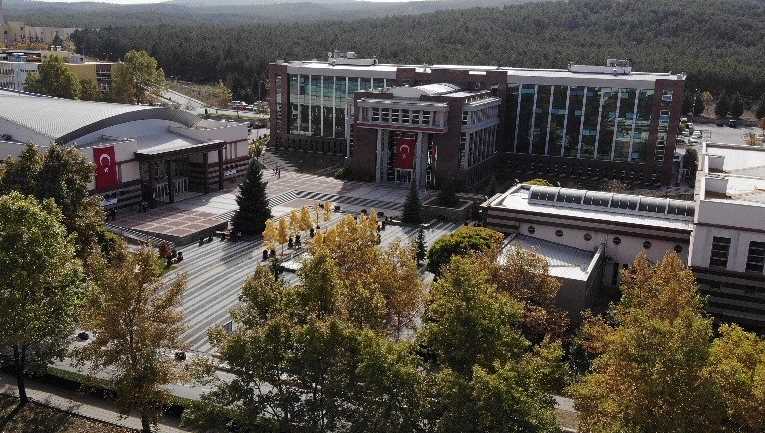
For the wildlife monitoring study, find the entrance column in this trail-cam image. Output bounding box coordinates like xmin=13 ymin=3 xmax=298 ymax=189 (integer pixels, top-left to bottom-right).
xmin=415 ymin=132 xmax=424 ymax=188
xmin=203 ymin=152 xmax=210 ymax=194
xmin=375 ymin=129 xmax=383 ymax=183
xmin=217 ymin=147 xmax=224 ymax=190
xmin=165 ymin=159 xmax=175 ymax=203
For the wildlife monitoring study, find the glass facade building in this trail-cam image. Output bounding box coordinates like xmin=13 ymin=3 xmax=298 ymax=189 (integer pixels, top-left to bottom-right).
xmin=288 ymin=74 xmax=388 ymax=139
xmin=508 ymin=84 xmax=661 ymax=163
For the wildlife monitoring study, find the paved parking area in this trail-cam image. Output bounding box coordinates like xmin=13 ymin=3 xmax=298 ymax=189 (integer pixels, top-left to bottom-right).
xmin=694 ymin=124 xmax=761 ymax=145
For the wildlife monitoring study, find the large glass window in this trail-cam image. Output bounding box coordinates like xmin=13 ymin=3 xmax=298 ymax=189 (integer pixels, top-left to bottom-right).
xmin=335 ymin=76 xmax=347 ymax=104
xmin=548 ymin=86 xmax=568 ymax=156
xmin=300 ymin=104 xmax=309 ymax=133
xmin=515 ymin=84 xmax=536 ymax=153
xmin=564 ymin=86 xmax=584 ymax=158
xmin=710 ymin=236 xmax=732 ymax=269
xmin=289 ymin=74 xmax=299 ymax=98
xmin=506 ymin=85 xmax=519 ymax=152
xmin=289 ymin=103 xmax=299 ymax=133
xmin=597 ymin=88 xmax=618 ymax=160
xmin=746 ymin=241 xmax=765 ymax=273
xmin=580 ymin=87 xmax=602 ymax=159
xmin=614 ymin=88 xmax=636 ymax=161
xmin=335 ymin=107 xmax=345 ymax=138
xmin=310 ymin=105 xmax=321 ymax=136
xmin=532 ymin=85 xmax=552 ymax=155
xmin=360 ymin=77 xmax=371 ymax=91
xmin=632 ymin=89 xmax=654 ymax=161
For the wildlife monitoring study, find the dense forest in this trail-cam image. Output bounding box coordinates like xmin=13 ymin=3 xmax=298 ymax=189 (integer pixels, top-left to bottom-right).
xmin=65 ymin=0 xmax=765 ymax=102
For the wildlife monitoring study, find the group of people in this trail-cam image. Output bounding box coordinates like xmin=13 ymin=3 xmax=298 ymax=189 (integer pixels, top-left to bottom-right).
xmin=272 ymin=165 xmax=282 ymax=179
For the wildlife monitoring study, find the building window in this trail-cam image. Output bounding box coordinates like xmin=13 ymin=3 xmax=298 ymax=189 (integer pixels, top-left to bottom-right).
xmin=584 ymin=233 xmax=592 ymax=241
xmin=528 ymin=226 xmax=536 ymax=234
xmin=745 ymin=241 xmax=765 ymax=273
xmin=643 ymin=241 xmax=652 ymax=249
xmin=555 ymin=229 xmax=564 ymax=237
xmin=371 ymin=107 xmax=380 ymax=122
xmin=709 ymin=236 xmax=732 ymax=269
xmin=613 ymin=237 xmax=621 ymax=245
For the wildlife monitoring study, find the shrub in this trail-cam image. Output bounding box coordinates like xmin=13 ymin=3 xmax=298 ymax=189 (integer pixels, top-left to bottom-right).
xmin=426 ymin=226 xmax=503 ymax=275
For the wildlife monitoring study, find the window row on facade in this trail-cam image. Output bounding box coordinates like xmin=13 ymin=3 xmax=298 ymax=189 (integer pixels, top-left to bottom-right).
xmin=288 ymin=74 xmax=388 ymax=138
xmin=710 ymin=236 xmax=765 ymax=273
xmin=506 ymin=84 xmax=662 ymax=163
xmin=459 ymin=125 xmax=497 ymax=169
xmin=360 ymin=106 xmax=444 ymax=128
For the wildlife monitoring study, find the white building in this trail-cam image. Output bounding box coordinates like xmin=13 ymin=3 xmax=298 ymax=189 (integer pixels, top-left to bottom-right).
xmin=0 ymin=59 xmax=37 ymax=91
xmin=482 ymin=140 xmax=765 ymax=329
xmin=0 ymin=89 xmax=251 ymax=210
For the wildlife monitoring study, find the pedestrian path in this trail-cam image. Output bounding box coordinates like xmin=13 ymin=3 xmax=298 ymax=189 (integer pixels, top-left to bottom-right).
xmin=0 ymin=372 xmax=189 ymax=433
xmin=295 ymin=190 xmax=404 ymax=212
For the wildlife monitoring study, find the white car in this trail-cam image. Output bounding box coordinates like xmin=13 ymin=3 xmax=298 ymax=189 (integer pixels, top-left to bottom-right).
xmin=692 ymin=131 xmax=702 ymax=139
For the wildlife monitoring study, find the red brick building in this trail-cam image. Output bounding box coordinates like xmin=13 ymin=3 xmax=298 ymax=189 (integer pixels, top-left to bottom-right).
xmin=267 ymin=52 xmax=685 ymax=188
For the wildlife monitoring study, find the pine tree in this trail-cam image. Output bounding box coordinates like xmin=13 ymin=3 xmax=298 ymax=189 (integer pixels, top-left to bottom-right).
xmin=402 ymin=181 xmax=422 ymax=224
xmin=232 ymin=159 xmax=271 ymax=236
xmin=755 ymin=93 xmax=765 ymax=120
xmin=693 ymin=92 xmax=706 ymax=117
xmin=730 ymin=93 xmax=745 ymax=119
xmin=715 ymin=92 xmax=730 ymax=118
xmin=415 ymin=226 xmax=426 ymax=265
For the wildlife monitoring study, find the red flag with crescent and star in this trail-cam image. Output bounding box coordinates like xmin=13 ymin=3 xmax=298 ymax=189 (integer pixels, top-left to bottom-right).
xmin=93 ymin=146 xmax=118 ymax=192
xmin=394 ymin=136 xmax=416 ymax=170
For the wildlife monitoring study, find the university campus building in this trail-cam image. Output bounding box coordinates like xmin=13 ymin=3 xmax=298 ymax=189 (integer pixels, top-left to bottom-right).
xmin=267 ymin=51 xmax=685 ymax=188
xmin=0 ymin=89 xmax=250 ymax=211
xmin=481 ymin=140 xmax=765 ymax=331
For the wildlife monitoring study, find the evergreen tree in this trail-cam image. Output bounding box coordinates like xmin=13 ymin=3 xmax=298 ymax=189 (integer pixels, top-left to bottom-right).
xmin=232 ymin=159 xmax=271 ymax=236
xmin=415 ymin=226 xmax=426 ymax=266
xmin=438 ymin=178 xmax=459 ymax=207
xmin=693 ymin=92 xmax=706 ymax=117
xmin=755 ymin=93 xmax=765 ymax=120
xmin=730 ymin=93 xmax=745 ymax=118
xmin=715 ymin=92 xmax=730 ymax=118
xmin=402 ymin=181 xmax=422 ymax=224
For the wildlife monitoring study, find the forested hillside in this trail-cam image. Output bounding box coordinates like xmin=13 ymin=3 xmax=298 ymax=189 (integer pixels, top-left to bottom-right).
xmin=70 ymin=0 xmax=765 ymax=102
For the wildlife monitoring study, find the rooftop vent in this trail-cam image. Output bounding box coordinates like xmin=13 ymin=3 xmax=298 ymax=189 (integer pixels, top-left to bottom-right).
xmin=568 ymin=59 xmax=632 ymax=75
xmin=328 ymin=50 xmax=378 ymax=66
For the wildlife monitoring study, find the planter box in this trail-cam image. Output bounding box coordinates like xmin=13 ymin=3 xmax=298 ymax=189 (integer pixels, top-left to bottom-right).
xmin=422 ymin=197 xmax=473 ymax=222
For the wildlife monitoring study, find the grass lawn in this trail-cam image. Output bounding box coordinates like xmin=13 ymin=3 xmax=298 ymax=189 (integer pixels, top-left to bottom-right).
xmin=0 ymin=394 xmax=135 ymax=433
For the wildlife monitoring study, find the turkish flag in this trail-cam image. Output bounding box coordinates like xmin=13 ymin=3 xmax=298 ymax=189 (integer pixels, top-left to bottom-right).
xmin=394 ymin=136 xmax=416 ymax=170
xmin=93 ymin=146 xmax=119 ymax=192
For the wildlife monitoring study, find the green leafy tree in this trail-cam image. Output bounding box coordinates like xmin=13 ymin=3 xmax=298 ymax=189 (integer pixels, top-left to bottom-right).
xmin=0 ymin=192 xmax=85 ymax=405
xmin=418 ymin=255 xmax=563 ymax=433
xmin=715 ymin=92 xmax=730 ymax=118
xmin=79 ymin=78 xmax=101 ymax=101
xmin=426 ymin=226 xmax=503 ymax=275
xmin=755 ymin=93 xmax=765 ymax=119
xmin=402 ymin=180 xmax=422 ymax=224
xmin=570 ymin=253 xmax=723 ymax=433
xmin=730 ymin=92 xmax=745 ymax=118
xmin=24 ymin=55 xmax=81 ymax=99
xmin=112 ymin=50 xmax=166 ymax=104
xmin=0 ymin=144 xmax=43 ymax=196
xmin=79 ymin=247 xmax=188 ymax=433
xmin=232 ymin=158 xmax=272 ymax=235
xmin=211 ymin=80 xmax=233 ymax=107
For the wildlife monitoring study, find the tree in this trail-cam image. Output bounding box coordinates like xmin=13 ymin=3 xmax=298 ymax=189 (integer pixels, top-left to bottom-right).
xmin=682 ymin=92 xmax=693 ymax=115
xmin=262 ymin=218 xmax=277 ymax=251
xmin=569 ymin=253 xmax=723 ymax=433
xmin=417 ymin=254 xmax=563 ymax=433
xmin=402 ymin=180 xmax=423 ymax=224
xmin=79 ymin=78 xmax=100 ymax=101
xmin=277 ymin=217 xmax=289 ymax=252
xmin=755 ymin=93 xmax=765 ymax=120
xmin=0 ymin=192 xmax=85 ymax=405
xmin=249 ymin=134 xmax=269 ymax=158
xmin=210 ymin=80 xmax=232 ymax=107
xmin=24 ymin=55 xmax=81 ymax=99
xmin=437 ymin=178 xmax=459 ymax=208
xmin=715 ymin=92 xmax=730 ymax=118
xmin=289 ymin=209 xmax=301 ymax=237
xmin=299 ymin=206 xmax=314 ymax=232
xmin=0 ymin=144 xmax=108 ymax=260
xmin=232 ymin=158 xmax=271 ymax=236
xmin=426 ymin=226 xmax=503 ymax=275
xmin=79 ymin=247 xmax=188 ymax=433
xmin=491 ymin=247 xmax=569 ymax=343
xmin=322 ymin=201 xmax=334 ymax=222
xmin=111 ymin=50 xmax=166 ymax=104
xmin=730 ymin=92 xmax=745 ymax=118
xmin=525 ymin=178 xmax=553 ymax=186
xmin=52 ymin=33 xmax=64 ymax=47
xmin=414 ymin=226 xmax=426 ymax=265
xmin=693 ymin=91 xmax=706 ymax=117
xmin=705 ymin=324 xmax=765 ymax=432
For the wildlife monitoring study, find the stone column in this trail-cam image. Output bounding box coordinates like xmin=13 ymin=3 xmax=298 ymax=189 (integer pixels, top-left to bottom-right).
xmin=415 ymin=132 xmax=424 ymax=188
xmin=375 ymin=129 xmax=383 ymax=183
xmin=217 ymin=147 xmax=224 ymax=191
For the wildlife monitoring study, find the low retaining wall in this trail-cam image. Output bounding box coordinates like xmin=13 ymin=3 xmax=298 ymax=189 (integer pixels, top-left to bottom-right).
xmin=422 ymin=198 xmax=473 ymax=222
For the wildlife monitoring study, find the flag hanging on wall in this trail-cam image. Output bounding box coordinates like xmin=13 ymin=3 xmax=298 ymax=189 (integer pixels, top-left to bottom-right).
xmin=93 ymin=146 xmax=119 ymax=192
xmin=394 ymin=136 xmax=416 ymax=170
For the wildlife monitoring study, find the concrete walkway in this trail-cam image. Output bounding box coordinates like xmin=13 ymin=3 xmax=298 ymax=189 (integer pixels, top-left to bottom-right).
xmin=0 ymin=372 xmax=190 ymax=433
